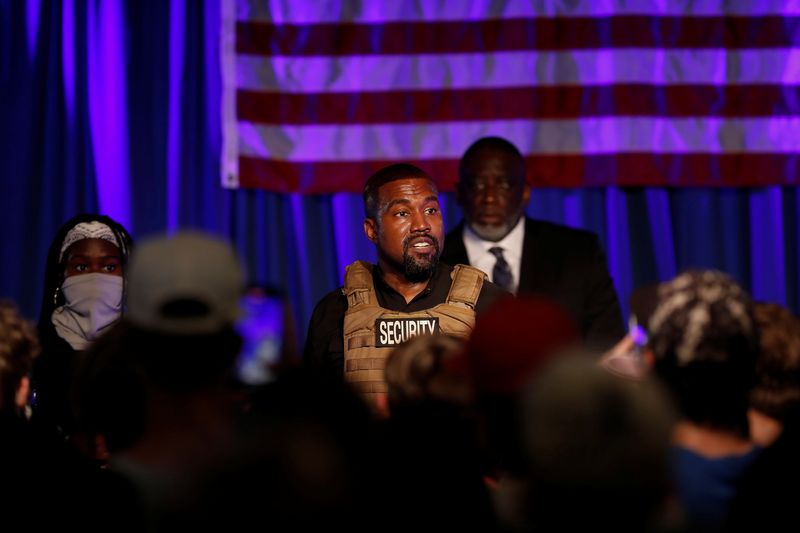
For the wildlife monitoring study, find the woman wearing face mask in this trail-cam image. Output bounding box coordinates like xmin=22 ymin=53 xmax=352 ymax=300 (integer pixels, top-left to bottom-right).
xmin=32 ymin=214 xmax=133 ymax=442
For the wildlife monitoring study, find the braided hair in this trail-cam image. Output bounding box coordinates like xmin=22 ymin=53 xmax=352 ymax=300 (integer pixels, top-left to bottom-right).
xmin=647 ymin=270 xmax=758 ymax=436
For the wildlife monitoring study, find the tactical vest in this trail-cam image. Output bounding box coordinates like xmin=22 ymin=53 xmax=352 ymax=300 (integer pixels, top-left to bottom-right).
xmin=343 ymin=260 xmax=485 ymax=408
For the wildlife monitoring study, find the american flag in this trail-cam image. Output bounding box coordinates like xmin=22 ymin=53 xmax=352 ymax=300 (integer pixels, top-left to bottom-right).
xmin=221 ymin=0 xmax=800 ymax=192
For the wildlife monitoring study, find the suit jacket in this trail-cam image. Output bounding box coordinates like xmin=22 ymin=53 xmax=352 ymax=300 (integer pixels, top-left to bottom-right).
xmin=441 ymin=218 xmax=625 ymax=350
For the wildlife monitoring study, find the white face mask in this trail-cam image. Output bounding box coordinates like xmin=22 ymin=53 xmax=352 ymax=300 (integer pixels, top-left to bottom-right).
xmin=51 ymin=273 xmax=124 ymax=351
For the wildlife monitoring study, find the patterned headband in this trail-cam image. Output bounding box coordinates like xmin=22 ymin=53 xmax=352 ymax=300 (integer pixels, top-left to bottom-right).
xmin=59 ymin=221 xmax=119 ymax=262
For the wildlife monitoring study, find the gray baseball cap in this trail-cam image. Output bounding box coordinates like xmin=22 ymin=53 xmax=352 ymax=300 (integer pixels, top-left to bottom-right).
xmin=126 ymin=230 xmax=244 ymax=335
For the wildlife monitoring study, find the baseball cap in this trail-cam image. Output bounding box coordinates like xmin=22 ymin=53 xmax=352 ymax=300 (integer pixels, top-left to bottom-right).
xmin=126 ymin=231 xmax=245 ymax=335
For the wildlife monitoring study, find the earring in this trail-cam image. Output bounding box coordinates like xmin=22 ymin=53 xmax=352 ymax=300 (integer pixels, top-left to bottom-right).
xmin=53 ymin=286 xmax=60 ymax=306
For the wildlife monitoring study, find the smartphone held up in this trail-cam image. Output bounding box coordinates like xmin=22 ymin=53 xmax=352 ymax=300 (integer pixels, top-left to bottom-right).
xmin=234 ymin=286 xmax=295 ymax=386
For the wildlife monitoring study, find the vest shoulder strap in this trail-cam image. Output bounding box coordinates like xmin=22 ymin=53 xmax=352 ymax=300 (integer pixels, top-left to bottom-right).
xmin=344 ymin=260 xmax=376 ymax=309
xmin=446 ymin=264 xmax=486 ymax=308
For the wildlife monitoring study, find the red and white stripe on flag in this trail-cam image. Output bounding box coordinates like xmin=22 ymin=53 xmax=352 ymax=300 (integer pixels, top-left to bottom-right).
xmin=221 ymin=0 xmax=800 ymax=192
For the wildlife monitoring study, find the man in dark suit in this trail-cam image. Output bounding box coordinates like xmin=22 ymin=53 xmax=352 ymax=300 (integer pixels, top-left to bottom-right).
xmin=440 ymin=136 xmax=625 ymax=350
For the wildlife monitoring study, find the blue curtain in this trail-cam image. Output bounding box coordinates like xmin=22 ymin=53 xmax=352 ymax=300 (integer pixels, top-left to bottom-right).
xmin=2 ymin=0 xmax=799 ymax=348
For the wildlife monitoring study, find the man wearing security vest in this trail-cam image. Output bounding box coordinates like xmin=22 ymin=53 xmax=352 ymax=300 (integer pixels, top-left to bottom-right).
xmin=304 ymin=163 xmax=508 ymax=414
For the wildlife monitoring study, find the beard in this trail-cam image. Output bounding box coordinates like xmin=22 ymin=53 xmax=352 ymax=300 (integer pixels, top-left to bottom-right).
xmin=402 ymin=233 xmax=441 ymax=283
xmin=469 ymin=210 xmax=524 ymax=242
xmin=470 ymin=221 xmax=512 ymax=242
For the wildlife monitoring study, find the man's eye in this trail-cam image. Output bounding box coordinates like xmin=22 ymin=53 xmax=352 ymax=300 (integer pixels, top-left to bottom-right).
xmin=394 ymin=210 xmax=409 ymax=217
xmin=103 ymin=264 xmax=117 ymax=272
xmin=425 ymin=207 xmax=439 ymax=215
xmin=75 ymin=264 xmax=87 ymax=272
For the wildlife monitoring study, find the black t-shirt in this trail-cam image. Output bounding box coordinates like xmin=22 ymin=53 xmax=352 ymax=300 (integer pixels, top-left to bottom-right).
xmin=303 ymin=262 xmax=509 ymax=379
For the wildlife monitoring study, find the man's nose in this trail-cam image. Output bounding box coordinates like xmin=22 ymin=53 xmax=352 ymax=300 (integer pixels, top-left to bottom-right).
xmin=410 ymin=210 xmax=431 ymax=232
xmin=480 ymin=183 xmax=499 ymax=203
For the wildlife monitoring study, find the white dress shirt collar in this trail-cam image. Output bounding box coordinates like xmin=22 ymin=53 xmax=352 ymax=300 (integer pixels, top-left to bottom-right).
xmin=462 ymin=216 xmax=525 ymax=293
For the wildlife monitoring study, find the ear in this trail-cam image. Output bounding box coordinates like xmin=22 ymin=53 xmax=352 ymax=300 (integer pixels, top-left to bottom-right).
xmin=364 ymin=218 xmax=378 ymax=244
xmin=454 ymin=182 xmax=464 ymax=207
xmin=15 ymin=376 xmax=30 ymax=409
xmin=521 ymin=182 xmax=531 ymax=205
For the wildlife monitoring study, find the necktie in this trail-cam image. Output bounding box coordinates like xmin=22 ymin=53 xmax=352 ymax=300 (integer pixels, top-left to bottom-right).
xmin=489 ymin=247 xmax=513 ymax=292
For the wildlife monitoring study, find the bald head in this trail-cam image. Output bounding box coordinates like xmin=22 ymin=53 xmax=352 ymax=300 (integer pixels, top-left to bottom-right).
xmin=459 ymin=137 xmax=525 ymax=179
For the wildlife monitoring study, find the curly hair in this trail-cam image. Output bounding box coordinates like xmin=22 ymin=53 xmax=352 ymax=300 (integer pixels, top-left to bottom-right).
xmin=750 ymin=302 xmax=800 ymax=421
xmin=0 ymin=301 xmax=40 ymax=412
xmin=385 ymin=334 xmax=468 ymax=406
